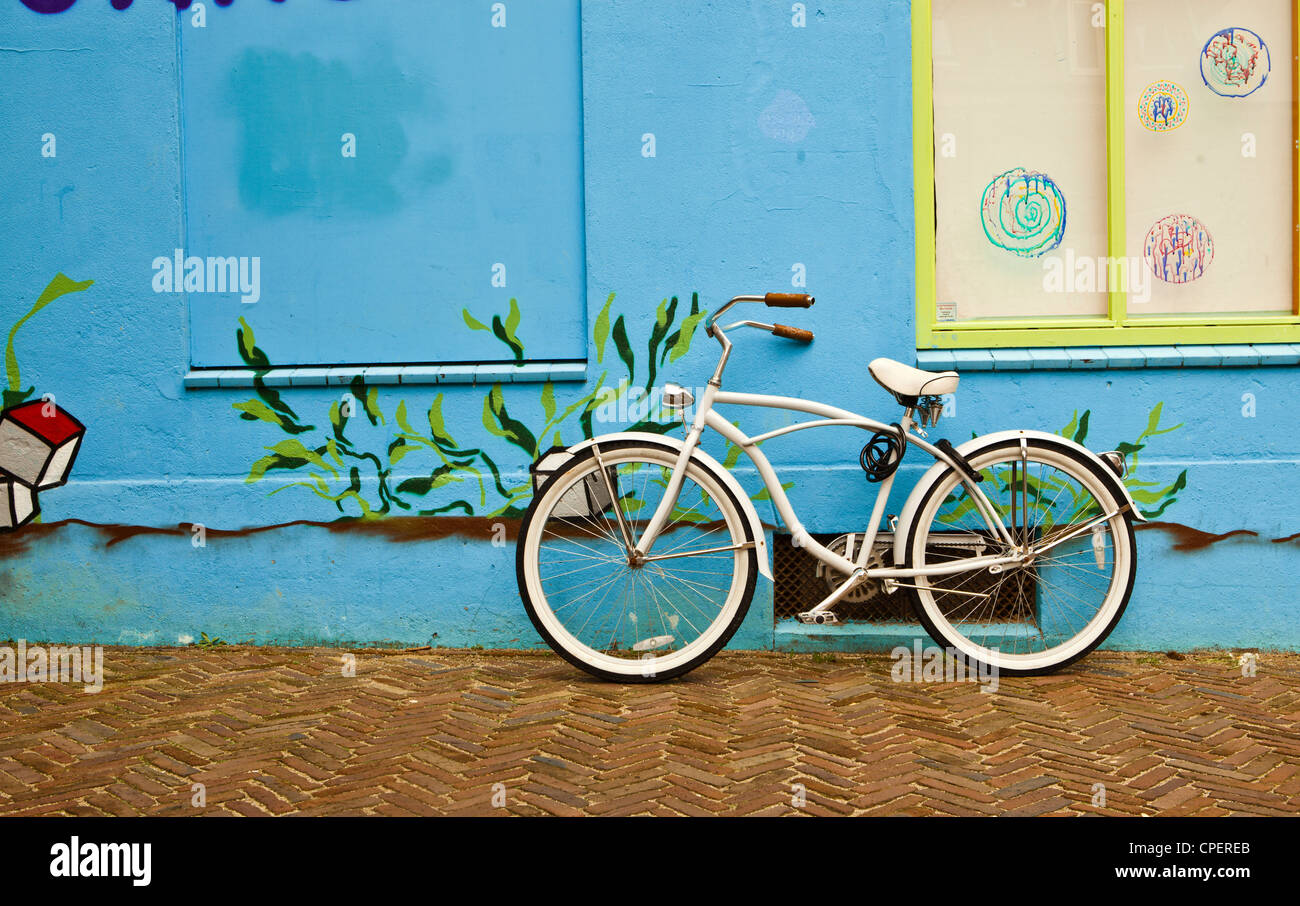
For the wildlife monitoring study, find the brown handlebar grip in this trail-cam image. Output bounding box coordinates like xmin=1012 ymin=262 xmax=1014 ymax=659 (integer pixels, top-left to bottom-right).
xmin=764 ymin=292 xmax=815 ymax=308
xmin=772 ymin=324 xmax=814 ymax=343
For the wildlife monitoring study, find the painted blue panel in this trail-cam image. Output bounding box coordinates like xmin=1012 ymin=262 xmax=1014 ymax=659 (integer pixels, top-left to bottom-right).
xmin=580 ymin=0 xmax=916 ymax=417
xmin=180 ymin=0 xmax=586 ymax=367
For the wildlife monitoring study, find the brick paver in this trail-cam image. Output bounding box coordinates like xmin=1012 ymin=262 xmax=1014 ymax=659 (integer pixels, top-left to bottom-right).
xmin=1 ymin=647 xmax=1297 ymax=816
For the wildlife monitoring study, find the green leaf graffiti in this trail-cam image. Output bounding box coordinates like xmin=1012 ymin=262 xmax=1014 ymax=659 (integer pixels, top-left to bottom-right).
xmin=4 ymin=274 xmax=93 ymax=410
xmin=236 ymin=291 xmax=713 ymax=518
xmin=593 ymin=293 xmax=615 ymax=363
xmin=664 ymin=294 xmax=705 ymax=365
xmin=1118 ymin=401 xmax=1186 ymax=519
xmin=611 ymin=315 xmax=635 ymax=384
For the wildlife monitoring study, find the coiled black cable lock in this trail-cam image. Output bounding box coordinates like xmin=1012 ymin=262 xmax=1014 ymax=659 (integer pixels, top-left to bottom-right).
xmin=860 ymin=424 xmax=907 ymax=482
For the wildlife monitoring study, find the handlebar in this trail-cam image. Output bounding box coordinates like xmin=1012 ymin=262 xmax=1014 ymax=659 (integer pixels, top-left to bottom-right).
xmin=706 ymin=292 xmax=816 ymax=334
xmin=764 ymin=292 xmax=815 ymax=308
xmin=702 ymin=293 xmax=816 ymax=382
xmin=771 ymin=324 xmax=814 ymax=343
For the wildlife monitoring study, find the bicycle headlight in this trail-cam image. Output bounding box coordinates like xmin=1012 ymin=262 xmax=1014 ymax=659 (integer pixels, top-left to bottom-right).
xmin=662 ymin=383 xmax=695 ymax=410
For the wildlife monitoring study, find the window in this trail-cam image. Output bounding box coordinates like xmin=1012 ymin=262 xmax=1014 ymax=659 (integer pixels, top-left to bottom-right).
xmin=914 ymin=0 xmax=1300 ymax=349
xmin=180 ymin=0 xmax=585 ymax=373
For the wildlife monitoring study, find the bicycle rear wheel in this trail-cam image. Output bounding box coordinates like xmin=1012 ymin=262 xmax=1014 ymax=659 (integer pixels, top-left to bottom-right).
xmin=904 ymin=439 xmax=1136 ymax=675
xmin=516 ymin=440 xmax=757 ymax=682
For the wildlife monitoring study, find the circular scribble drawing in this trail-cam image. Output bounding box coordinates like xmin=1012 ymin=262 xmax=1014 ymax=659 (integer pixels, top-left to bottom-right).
xmin=1144 ymin=214 xmax=1214 ymax=284
xmin=980 ymin=168 xmax=1066 ymax=258
xmin=1138 ymin=80 xmax=1189 ymax=131
xmin=1201 ymin=27 xmax=1270 ymax=97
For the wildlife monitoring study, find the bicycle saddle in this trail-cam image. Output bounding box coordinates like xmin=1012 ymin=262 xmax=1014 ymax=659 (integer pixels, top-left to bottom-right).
xmin=868 ymin=357 xmax=959 ymax=404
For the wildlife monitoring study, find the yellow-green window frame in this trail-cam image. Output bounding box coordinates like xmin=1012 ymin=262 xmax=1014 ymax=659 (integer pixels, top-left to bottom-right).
xmin=913 ymin=0 xmax=1300 ymax=350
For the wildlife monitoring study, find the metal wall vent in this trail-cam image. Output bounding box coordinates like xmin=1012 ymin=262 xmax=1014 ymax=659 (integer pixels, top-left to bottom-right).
xmin=771 ymin=532 xmax=1033 ymax=624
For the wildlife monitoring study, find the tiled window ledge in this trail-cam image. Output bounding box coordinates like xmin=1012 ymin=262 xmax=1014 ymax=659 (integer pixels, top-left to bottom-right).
xmin=184 ymin=361 xmax=588 ymax=389
xmin=917 ymin=344 xmax=1300 ymax=372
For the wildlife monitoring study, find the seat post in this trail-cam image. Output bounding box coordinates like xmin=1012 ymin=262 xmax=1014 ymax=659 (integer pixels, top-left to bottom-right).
xmin=899 ymin=407 xmax=917 ymax=435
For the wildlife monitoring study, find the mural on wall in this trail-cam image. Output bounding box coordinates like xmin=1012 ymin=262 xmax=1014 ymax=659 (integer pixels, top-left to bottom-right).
xmin=1144 ymin=214 xmax=1214 ymax=284
xmin=1060 ymin=403 xmax=1187 ymax=520
xmin=939 ymin=403 xmax=1188 ymax=530
xmin=0 ymin=401 xmax=84 ymax=531
xmin=0 ymin=274 xmax=91 ymax=531
xmin=0 ymin=278 xmax=1251 ymax=606
xmin=1200 ymin=26 xmax=1270 ymax=98
xmin=233 ymin=292 xmax=709 ymax=519
xmin=233 ymin=281 xmax=1189 ymax=536
xmin=979 ymin=168 xmax=1067 ymax=259
xmin=1137 ymin=80 xmax=1189 ymax=132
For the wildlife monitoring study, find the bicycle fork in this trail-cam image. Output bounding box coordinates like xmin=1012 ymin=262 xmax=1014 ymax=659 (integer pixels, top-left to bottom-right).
xmin=591 ymin=383 xmax=752 ymax=568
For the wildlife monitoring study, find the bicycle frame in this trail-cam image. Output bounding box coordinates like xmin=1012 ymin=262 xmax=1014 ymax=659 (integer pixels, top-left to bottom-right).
xmin=629 ymin=385 xmax=1017 ymax=579
xmin=584 ymin=298 xmax=1031 ymax=617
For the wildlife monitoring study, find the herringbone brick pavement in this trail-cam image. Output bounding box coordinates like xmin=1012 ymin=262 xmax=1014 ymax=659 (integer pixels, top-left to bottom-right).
xmin=1 ymin=648 xmax=1296 ymax=816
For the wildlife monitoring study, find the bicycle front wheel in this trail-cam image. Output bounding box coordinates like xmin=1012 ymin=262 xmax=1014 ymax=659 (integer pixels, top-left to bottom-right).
xmin=904 ymin=439 xmax=1137 ymax=676
xmin=517 ymin=440 xmax=757 ymax=682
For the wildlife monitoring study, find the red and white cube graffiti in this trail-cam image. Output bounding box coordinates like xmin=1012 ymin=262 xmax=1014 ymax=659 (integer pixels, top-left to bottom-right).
xmin=0 ymin=400 xmax=85 ymax=531
xmin=0 ymin=480 xmax=36 ymax=533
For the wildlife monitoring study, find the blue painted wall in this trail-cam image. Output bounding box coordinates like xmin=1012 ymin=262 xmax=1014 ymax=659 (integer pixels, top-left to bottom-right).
xmin=0 ymin=0 xmax=1297 ymax=653
xmin=180 ymin=0 xmax=588 ymax=366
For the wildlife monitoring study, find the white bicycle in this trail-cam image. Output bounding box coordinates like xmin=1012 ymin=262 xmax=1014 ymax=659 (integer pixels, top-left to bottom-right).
xmin=516 ymin=293 xmax=1141 ymax=682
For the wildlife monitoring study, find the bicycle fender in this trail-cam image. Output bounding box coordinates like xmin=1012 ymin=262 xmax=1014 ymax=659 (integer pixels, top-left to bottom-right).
xmin=563 ymin=432 xmax=772 ymax=580
xmin=891 ymin=429 xmax=1147 ymax=567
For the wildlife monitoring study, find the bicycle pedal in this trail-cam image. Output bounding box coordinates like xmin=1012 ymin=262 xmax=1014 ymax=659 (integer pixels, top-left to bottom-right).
xmin=796 ymin=611 xmax=840 ymax=625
